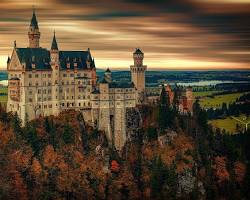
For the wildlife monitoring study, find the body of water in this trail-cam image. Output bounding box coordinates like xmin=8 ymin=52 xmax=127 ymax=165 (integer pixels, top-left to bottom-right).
xmin=177 ymin=80 xmax=249 ymax=87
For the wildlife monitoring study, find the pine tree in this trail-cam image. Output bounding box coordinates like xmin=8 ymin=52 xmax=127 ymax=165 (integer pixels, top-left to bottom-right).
xmin=159 ymin=86 xmax=172 ymax=130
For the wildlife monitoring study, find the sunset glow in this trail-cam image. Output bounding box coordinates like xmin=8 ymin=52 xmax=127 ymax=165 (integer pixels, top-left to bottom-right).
xmin=0 ymin=0 xmax=249 ymax=69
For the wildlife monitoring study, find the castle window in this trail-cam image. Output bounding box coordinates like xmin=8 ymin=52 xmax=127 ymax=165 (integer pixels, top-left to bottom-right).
xmin=29 ymin=90 xmax=32 ymax=95
xmin=77 ymin=73 xmax=81 ymax=77
xmin=35 ymin=74 xmax=39 ymax=78
xmin=48 ymin=82 xmax=51 ymax=86
xmin=55 ymin=80 xmax=58 ymax=84
xmin=29 ymin=82 xmax=32 ymax=86
xmin=72 ymin=96 xmax=74 ymax=99
xmin=67 ymin=81 xmax=69 ymax=85
xmin=29 ymin=74 xmax=32 ymax=78
xmin=44 ymin=98 xmax=47 ymax=101
xmin=48 ymin=74 xmax=51 ymax=78
xmin=36 ymin=82 xmax=39 ymax=86
xmin=79 ymin=103 xmax=81 ymax=106
xmin=61 ymin=81 xmax=64 ymax=85
xmin=63 ymin=73 xmax=67 ymax=77
xmin=29 ymin=98 xmax=32 ymax=102
xmin=70 ymin=73 xmax=74 ymax=77
xmin=62 ymin=103 xmax=65 ymax=107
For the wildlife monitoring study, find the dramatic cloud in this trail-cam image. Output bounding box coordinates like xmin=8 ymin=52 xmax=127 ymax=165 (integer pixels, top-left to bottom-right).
xmin=0 ymin=0 xmax=249 ymax=69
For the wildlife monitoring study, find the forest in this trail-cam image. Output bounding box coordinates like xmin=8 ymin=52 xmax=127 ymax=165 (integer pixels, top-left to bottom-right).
xmin=0 ymin=88 xmax=250 ymax=200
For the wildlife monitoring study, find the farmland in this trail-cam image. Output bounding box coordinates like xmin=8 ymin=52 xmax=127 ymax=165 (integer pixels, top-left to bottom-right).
xmin=198 ymin=92 xmax=246 ymax=109
xmin=0 ymin=87 xmax=7 ymax=104
xmin=209 ymin=115 xmax=250 ymax=134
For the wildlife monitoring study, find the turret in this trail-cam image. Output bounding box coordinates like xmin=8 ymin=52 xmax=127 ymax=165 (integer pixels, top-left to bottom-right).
xmin=50 ymin=31 xmax=59 ymax=64
xmin=28 ymin=8 xmax=40 ymax=48
xmin=104 ymin=68 xmax=112 ymax=83
xmin=130 ymin=48 xmax=147 ymax=103
xmin=133 ymin=48 xmax=144 ymax=66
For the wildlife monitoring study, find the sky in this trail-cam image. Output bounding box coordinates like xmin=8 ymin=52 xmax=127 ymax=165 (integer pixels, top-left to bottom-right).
xmin=0 ymin=0 xmax=250 ymax=70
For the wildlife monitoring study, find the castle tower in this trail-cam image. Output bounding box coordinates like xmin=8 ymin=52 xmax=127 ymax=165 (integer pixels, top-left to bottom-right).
xmin=50 ymin=32 xmax=60 ymax=115
xmin=28 ymin=8 xmax=40 ymax=48
xmin=130 ymin=48 xmax=147 ymax=103
xmin=104 ymin=68 xmax=112 ymax=83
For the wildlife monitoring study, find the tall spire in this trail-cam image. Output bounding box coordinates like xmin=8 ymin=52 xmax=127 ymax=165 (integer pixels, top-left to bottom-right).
xmin=51 ymin=31 xmax=58 ymax=50
xmin=30 ymin=6 xmax=39 ymax=29
xmin=28 ymin=7 xmax=40 ymax=48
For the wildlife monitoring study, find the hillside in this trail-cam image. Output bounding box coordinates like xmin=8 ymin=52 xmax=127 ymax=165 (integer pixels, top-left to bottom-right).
xmin=0 ymin=100 xmax=250 ymax=199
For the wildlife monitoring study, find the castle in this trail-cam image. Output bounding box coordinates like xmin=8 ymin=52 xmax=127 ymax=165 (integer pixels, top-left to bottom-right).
xmin=7 ymin=9 xmax=192 ymax=150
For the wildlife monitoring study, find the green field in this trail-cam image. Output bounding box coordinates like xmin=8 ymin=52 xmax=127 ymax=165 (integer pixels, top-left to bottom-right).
xmin=0 ymin=87 xmax=8 ymax=104
xmin=199 ymin=92 xmax=246 ymax=109
xmin=210 ymin=115 xmax=250 ymax=134
xmin=193 ymin=90 xmax=221 ymax=98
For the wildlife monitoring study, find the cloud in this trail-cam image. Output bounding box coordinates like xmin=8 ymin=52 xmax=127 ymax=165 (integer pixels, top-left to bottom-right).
xmin=0 ymin=0 xmax=249 ymax=69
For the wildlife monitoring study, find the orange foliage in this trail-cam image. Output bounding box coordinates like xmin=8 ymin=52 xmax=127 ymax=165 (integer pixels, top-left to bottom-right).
xmin=213 ymin=156 xmax=230 ymax=183
xmin=0 ymin=122 xmax=14 ymax=148
xmin=11 ymin=170 xmax=28 ymax=200
xmin=234 ymin=161 xmax=246 ymax=184
xmin=10 ymin=148 xmax=33 ymax=171
xmin=111 ymin=160 xmax=120 ymax=173
xmin=31 ymin=158 xmax=42 ymax=177
xmin=43 ymin=145 xmax=58 ymax=168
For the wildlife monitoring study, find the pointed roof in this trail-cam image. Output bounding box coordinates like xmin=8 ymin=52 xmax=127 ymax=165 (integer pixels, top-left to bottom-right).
xmin=51 ymin=31 xmax=58 ymax=50
xmin=105 ymin=68 xmax=111 ymax=73
xmin=7 ymin=56 xmax=10 ymax=64
xmin=30 ymin=8 xmax=39 ymax=29
xmin=134 ymin=48 xmax=143 ymax=54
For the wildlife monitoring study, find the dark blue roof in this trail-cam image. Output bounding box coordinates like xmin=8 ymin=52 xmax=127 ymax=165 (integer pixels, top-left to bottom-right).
xmin=30 ymin=10 xmax=39 ymax=29
xmin=16 ymin=48 xmax=51 ymax=70
xmin=51 ymin=32 xmax=58 ymax=50
xmin=59 ymin=51 xmax=95 ymax=70
xmin=15 ymin=48 xmax=96 ymax=70
xmin=109 ymin=82 xmax=134 ymax=88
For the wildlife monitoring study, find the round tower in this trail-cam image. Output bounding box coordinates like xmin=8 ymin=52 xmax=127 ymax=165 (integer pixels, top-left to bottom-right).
xmin=104 ymin=68 xmax=112 ymax=83
xmin=130 ymin=48 xmax=147 ymax=101
xmin=50 ymin=32 xmax=60 ymax=115
xmin=28 ymin=8 xmax=40 ymax=48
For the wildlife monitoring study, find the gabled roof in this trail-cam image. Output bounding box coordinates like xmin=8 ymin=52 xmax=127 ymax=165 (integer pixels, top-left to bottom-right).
xmin=59 ymin=51 xmax=95 ymax=70
xmin=16 ymin=48 xmax=51 ymax=70
xmin=14 ymin=47 xmax=96 ymax=71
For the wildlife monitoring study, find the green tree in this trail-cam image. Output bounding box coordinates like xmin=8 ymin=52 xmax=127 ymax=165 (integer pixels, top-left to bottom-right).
xmin=158 ymin=86 xmax=172 ymax=129
xmin=11 ymin=112 xmax=22 ymax=137
xmin=147 ymin=127 xmax=158 ymax=141
xmin=62 ymin=124 xmax=74 ymax=144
